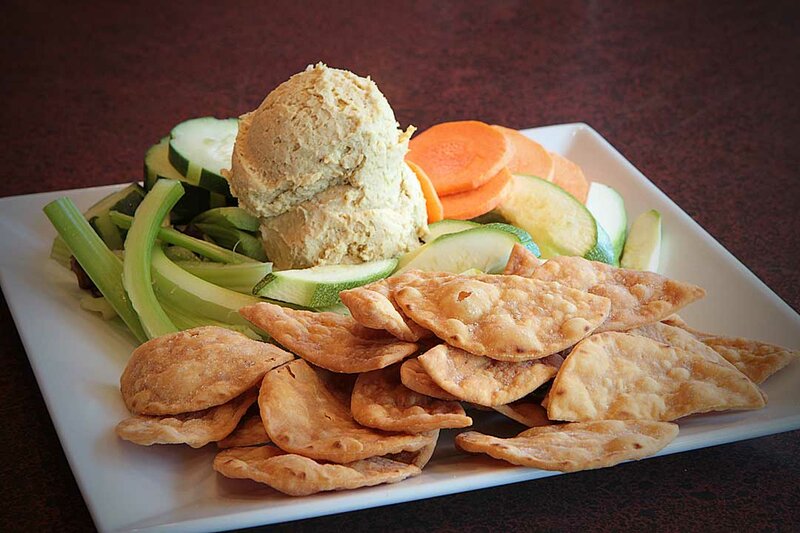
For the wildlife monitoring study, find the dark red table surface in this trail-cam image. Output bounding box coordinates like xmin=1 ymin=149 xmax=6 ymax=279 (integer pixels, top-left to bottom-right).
xmin=1 ymin=1 xmax=798 ymax=532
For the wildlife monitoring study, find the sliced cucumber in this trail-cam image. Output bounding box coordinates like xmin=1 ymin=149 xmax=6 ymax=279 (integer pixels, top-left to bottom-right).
xmin=192 ymin=207 xmax=260 ymax=232
xmin=194 ymin=222 xmax=267 ymax=262
xmin=470 ymin=211 xmax=509 ymax=224
xmin=145 ymin=137 xmax=222 ymax=223
xmin=483 ymin=223 xmax=540 ymax=257
xmin=168 ymin=117 xmax=237 ymax=196
xmin=586 ymin=182 xmax=627 ymax=265
xmin=253 ymin=258 xmax=398 ymax=308
xmin=621 ymin=209 xmax=662 ymax=272
xmin=423 ymin=220 xmax=480 ymax=243
xmin=495 ymin=174 xmax=615 ymax=264
xmin=395 ymin=225 xmax=529 ymax=275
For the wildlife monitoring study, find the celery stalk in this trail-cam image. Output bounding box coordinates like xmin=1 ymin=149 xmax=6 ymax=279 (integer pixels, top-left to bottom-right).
xmin=159 ymin=298 xmax=263 ymax=340
xmin=123 ymin=180 xmax=184 ymax=339
xmin=175 ymin=260 xmax=272 ymax=293
xmin=151 ymin=245 xmax=261 ymax=325
xmin=109 ymin=211 xmax=256 ymax=264
xmin=43 ymin=197 xmax=147 ymax=343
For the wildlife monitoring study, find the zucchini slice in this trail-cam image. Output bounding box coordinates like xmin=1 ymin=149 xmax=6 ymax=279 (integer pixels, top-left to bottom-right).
xmin=495 ymin=174 xmax=615 ymax=264
xmin=168 ymin=117 xmax=237 ymax=196
xmin=253 ymin=258 xmax=398 ymax=308
xmin=621 ymin=209 xmax=662 ymax=272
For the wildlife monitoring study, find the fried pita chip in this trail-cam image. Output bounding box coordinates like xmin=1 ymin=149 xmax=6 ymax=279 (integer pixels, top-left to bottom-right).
xmin=493 ymin=400 xmax=552 ymax=427
xmin=351 ymin=365 xmax=472 ymax=432
xmin=340 ymin=279 xmax=431 ymax=342
xmin=120 ymin=326 xmax=293 ymax=415
xmin=657 ymin=318 xmax=798 ymax=383
xmin=547 ymin=332 xmax=765 ymax=422
xmin=530 ymin=256 xmax=706 ymax=332
xmin=240 ymin=303 xmax=418 ymax=373
xmin=632 ymin=321 xmax=737 ymax=363
xmin=260 ymin=359 xmax=433 ymax=463
xmin=394 ymin=271 xmax=611 ymax=361
xmin=455 ymin=420 xmax=678 ymax=472
xmin=701 ymin=337 xmax=799 ymax=384
xmin=389 ymin=430 xmax=440 ymax=469
xmin=213 ymin=446 xmax=420 ymax=496
xmin=116 ymin=388 xmax=256 ymax=448
xmin=503 ymin=243 xmax=543 ymax=277
xmin=217 ymin=410 xmax=271 ymax=449
xmin=418 ymin=344 xmax=560 ymax=406
xmin=400 ymin=358 xmax=460 ymax=401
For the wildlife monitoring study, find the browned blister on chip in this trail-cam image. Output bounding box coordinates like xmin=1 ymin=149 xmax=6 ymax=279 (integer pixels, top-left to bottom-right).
xmin=701 ymin=337 xmax=799 ymax=384
xmin=217 ymin=410 xmax=271 ymax=449
xmin=213 ymin=446 xmax=420 ymax=496
xmin=455 ymin=420 xmax=678 ymax=472
xmin=418 ymin=344 xmax=560 ymax=406
xmin=340 ymin=278 xmax=431 ymax=342
xmin=400 ymin=358 xmax=460 ymax=401
xmin=351 ymin=365 xmax=472 ymax=432
xmin=530 ymin=256 xmax=706 ymax=332
xmin=260 ymin=359 xmax=433 ymax=463
xmin=116 ymin=389 xmax=257 ymax=448
xmin=240 ymin=303 xmax=418 ymax=373
xmin=120 ymin=326 xmax=293 ymax=415
xmin=493 ymin=400 xmax=553 ymax=427
xmin=547 ymin=332 xmax=765 ymax=422
xmin=394 ymin=271 xmax=610 ymax=361
xmin=503 ymin=243 xmax=543 ymax=277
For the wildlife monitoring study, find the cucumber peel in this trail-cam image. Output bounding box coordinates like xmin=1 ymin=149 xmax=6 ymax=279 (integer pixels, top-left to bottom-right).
xmin=586 ymin=182 xmax=627 ymax=265
xmin=168 ymin=117 xmax=237 ymax=196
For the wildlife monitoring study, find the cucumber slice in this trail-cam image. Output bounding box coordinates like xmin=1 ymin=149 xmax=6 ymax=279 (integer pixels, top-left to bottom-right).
xmin=168 ymin=117 xmax=237 ymax=196
xmin=253 ymin=258 xmax=398 ymax=308
xmin=469 ymin=211 xmax=509 ymax=224
xmin=395 ymin=225 xmax=528 ymax=275
xmin=586 ymin=182 xmax=627 ymax=265
xmin=621 ymin=209 xmax=662 ymax=272
xmin=423 ymin=219 xmax=480 ymax=243
xmin=483 ymin=223 xmax=540 ymax=257
xmin=495 ymin=174 xmax=615 ymax=264
xmin=145 ymin=137 xmax=222 ymax=223
xmin=192 ymin=207 xmax=260 ymax=232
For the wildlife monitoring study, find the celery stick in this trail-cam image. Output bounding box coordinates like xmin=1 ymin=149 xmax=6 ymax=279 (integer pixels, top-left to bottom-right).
xmin=159 ymin=299 xmax=263 ymax=340
xmin=43 ymin=197 xmax=147 ymax=343
xmin=109 ymin=211 xmax=256 ymax=264
xmin=151 ymin=245 xmax=261 ymax=325
xmin=175 ymin=260 xmax=272 ymax=294
xmin=123 ymin=179 xmax=184 ymax=339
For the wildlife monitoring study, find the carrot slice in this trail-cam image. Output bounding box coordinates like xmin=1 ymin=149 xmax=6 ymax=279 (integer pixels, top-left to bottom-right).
xmin=407 ymin=161 xmax=444 ymax=223
xmin=439 ymin=167 xmax=513 ymax=220
xmin=550 ymin=152 xmax=589 ymax=203
xmin=406 ymin=121 xmax=511 ymax=196
xmin=492 ymin=125 xmax=554 ymax=181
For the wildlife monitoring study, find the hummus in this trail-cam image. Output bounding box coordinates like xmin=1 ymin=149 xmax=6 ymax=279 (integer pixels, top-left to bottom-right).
xmin=227 ymin=63 xmax=427 ymax=269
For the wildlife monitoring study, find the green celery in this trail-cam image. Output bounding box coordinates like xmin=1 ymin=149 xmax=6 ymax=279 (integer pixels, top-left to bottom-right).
xmin=43 ymin=197 xmax=147 ymax=343
xmin=175 ymin=260 xmax=272 ymax=294
xmin=110 ymin=211 xmax=256 ymax=264
xmin=123 ymin=179 xmax=184 ymax=339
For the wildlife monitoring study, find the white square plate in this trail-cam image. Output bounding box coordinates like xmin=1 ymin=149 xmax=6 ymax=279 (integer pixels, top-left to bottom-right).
xmin=1 ymin=123 xmax=798 ymax=533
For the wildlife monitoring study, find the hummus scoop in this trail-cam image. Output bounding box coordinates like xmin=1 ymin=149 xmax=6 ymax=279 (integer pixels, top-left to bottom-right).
xmin=227 ymin=63 xmax=427 ymax=269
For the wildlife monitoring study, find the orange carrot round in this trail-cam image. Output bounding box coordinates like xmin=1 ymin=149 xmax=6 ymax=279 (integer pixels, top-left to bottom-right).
xmin=492 ymin=125 xmax=554 ymax=181
xmin=549 ymin=151 xmax=589 ymax=203
xmin=407 ymin=161 xmax=444 ymax=223
xmin=439 ymin=167 xmax=513 ymax=220
xmin=406 ymin=121 xmax=511 ymax=196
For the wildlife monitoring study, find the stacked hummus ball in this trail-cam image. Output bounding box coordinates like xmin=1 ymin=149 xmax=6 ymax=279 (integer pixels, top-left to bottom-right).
xmin=227 ymin=63 xmax=427 ymax=269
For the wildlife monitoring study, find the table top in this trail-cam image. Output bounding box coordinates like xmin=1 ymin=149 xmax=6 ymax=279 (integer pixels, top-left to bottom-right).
xmin=1 ymin=1 xmax=798 ymax=531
